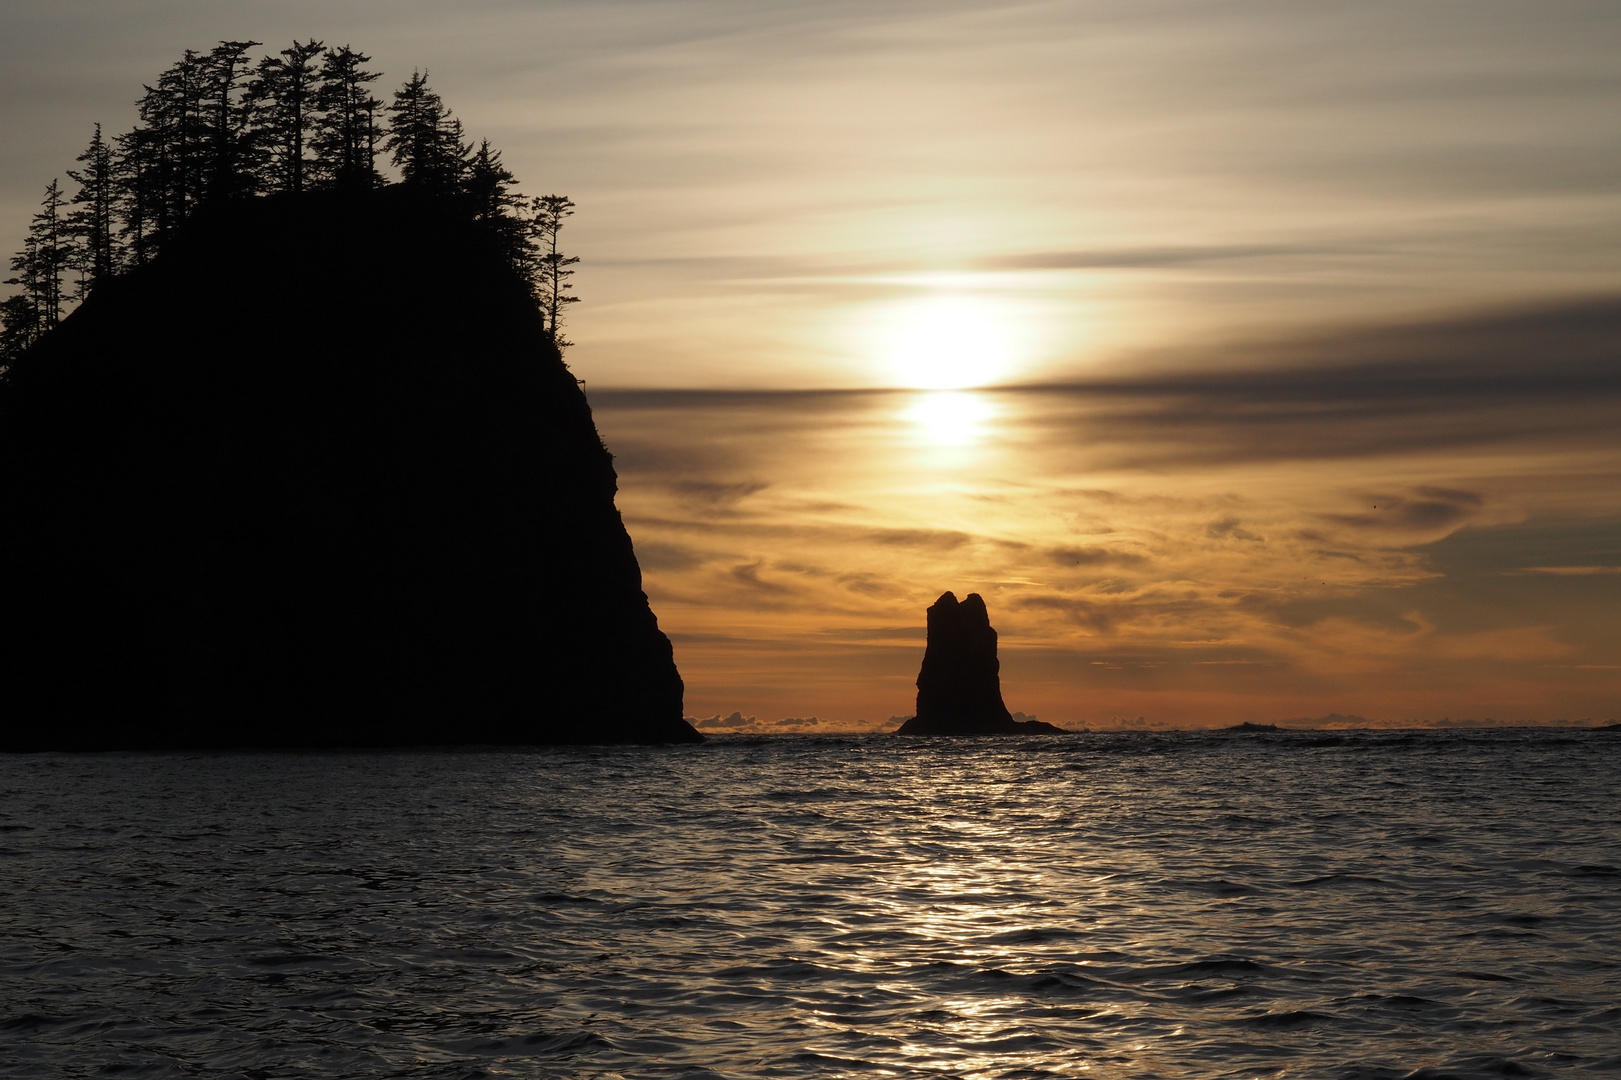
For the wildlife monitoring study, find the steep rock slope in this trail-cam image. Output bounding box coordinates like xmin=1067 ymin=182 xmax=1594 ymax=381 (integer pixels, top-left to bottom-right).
xmin=0 ymin=188 xmax=698 ymax=747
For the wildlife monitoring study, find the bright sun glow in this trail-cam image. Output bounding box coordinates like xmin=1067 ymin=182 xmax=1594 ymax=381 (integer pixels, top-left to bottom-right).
xmin=901 ymin=390 xmax=998 ymax=447
xmin=878 ymin=295 xmax=1017 ymax=389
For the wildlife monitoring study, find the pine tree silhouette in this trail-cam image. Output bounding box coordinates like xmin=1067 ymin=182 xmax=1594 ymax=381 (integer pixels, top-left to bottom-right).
xmin=151 ymin=50 xmax=210 ymax=223
xmin=1 ymin=180 xmax=69 ymax=358
xmin=3 ymin=40 xmax=582 ymax=364
xmin=203 ymin=40 xmax=262 ymax=200
xmin=67 ymin=125 xmax=120 ymax=295
xmin=529 ymin=194 xmax=580 ymax=349
xmin=248 ymin=40 xmax=326 ymax=195
xmin=0 ymin=292 xmax=37 ymax=366
xmin=313 ymin=46 xmax=384 ymax=189
xmin=385 ymin=71 xmax=468 ymax=194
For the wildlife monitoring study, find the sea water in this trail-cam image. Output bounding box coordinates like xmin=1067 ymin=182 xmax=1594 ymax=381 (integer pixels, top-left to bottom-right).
xmin=1 ymin=730 xmax=1618 ymax=1078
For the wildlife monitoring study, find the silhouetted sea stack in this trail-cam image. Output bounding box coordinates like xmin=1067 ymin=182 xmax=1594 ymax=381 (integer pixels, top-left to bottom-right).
xmin=897 ymin=591 xmax=1064 ymax=735
xmin=0 ymin=188 xmax=699 ymax=748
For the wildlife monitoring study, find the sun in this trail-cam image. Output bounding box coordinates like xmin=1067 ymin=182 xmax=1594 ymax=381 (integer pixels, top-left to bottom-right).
xmin=878 ymin=295 xmax=1016 ymax=389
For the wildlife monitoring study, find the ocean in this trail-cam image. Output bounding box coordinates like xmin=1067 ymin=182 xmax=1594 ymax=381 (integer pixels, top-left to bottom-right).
xmin=2 ymin=730 xmax=1618 ymax=1078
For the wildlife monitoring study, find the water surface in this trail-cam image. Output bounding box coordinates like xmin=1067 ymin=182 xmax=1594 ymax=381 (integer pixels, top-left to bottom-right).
xmin=2 ymin=730 xmax=1618 ymax=1078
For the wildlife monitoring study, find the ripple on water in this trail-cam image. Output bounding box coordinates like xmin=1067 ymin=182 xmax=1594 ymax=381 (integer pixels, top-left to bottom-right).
xmin=0 ymin=730 xmax=1618 ymax=1079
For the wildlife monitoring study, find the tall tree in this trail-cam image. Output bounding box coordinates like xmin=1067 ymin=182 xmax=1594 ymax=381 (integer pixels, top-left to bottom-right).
xmin=248 ymin=39 xmax=326 ymax=195
xmin=113 ymin=122 xmax=161 ymax=267
xmin=528 ymin=194 xmax=580 ymax=349
xmin=0 ymin=292 xmax=39 ymax=366
xmin=464 ymin=140 xmax=529 ymax=279
xmin=313 ymin=45 xmax=384 ymax=189
xmin=463 ymin=139 xmax=517 ymax=221
xmin=3 ymin=180 xmax=71 ymax=352
xmin=385 ymin=71 xmax=467 ymax=194
xmin=67 ymin=124 xmax=120 ymax=295
xmin=203 ymin=40 xmax=262 ymax=199
xmin=149 ymin=49 xmax=211 ymax=224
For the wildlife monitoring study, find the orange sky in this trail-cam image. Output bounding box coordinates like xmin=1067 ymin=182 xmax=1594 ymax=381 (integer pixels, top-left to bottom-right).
xmin=3 ymin=2 xmax=1619 ymax=728
xmin=593 ymin=309 xmax=1621 ymax=729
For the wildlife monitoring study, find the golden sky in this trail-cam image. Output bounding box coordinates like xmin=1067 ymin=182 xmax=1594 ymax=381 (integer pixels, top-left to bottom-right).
xmin=594 ymin=305 xmax=1621 ymax=730
xmin=3 ymin=2 xmax=1619 ymax=728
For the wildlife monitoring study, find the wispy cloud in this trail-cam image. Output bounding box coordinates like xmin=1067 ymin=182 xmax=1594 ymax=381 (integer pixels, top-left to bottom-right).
xmin=595 ymin=297 xmax=1621 ymax=726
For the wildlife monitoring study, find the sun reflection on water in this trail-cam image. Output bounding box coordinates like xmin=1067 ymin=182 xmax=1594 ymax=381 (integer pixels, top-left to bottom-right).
xmin=901 ymin=390 xmax=999 ymax=448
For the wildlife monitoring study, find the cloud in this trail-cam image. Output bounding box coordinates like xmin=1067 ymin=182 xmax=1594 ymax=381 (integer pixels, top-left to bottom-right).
xmin=690 ymin=711 xmax=756 ymax=729
xmin=976 ymin=244 xmax=1345 ymax=271
xmin=1206 ymin=518 xmax=1263 ymax=542
xmin=595 ymin=304 xmax=1621 ymax=728
xmin=635 ymin=541 xmax=709 ymax=571
xmin=672 ymin=479 xmax=768 ymax=507
xmin=1322 ymin=489 xmax=1483 ymax=533
xmin=1093 ymin=298 xmax=1621 ymax=395
xmin=1047 ymin=545 xmax=1145 ymax=566
xmin=728 ymin=560 xmax=792 ymax=593
xmin=864 ymin=527 xmax=973 ymax=549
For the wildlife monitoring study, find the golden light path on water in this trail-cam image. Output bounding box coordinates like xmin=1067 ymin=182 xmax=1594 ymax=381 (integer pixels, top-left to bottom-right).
xmin=8 ymin=732 xmax=1616 ymax=1077
xmin=901 ymin=391 xmax=1000 ymax=450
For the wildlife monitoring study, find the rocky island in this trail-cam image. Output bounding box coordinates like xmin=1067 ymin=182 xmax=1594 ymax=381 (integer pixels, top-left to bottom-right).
xmin=0 ymin=42 xmax=703 ymax=748
xmin=0 ymin=187 xmax=699 ymax=747
xmin=897 ymin=591 xmax=1065 ymax=735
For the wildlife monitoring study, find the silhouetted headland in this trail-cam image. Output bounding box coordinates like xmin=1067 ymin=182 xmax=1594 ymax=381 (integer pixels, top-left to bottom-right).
xmin=897 ymin=591 xmax=1065 ymax=735
xmin=1227 ymin=722 xmax=1280 ymax=732
xmin=0 ymin=187 xmax=699 ymax=748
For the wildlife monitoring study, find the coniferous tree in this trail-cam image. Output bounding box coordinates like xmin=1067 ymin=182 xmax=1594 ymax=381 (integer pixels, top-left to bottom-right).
xmin=5 ymin=40 xmax=587 ymax=364
xmin=248 ymin=39 xmax=326 ymax=195
xmin=528 ymin=194 xmax=580 ymax=349
xmin=312 ymin=46 xmax=384 ymax=189
xmin=67 ymin=124 xmax=120 ymax=296
xmin=113 ymin=123 xmax=160 ymax=267
xmin=23 ymin=181 xmax=68 ymax=328
xmin=386 ymin=71 xmax=468 ymax=194
xmin=150 ymin=50 xmax=211 ymax=224
xmin=440 ymin=116 xmax=473 ymax=192
xmin=2 ymin=181 xmax=70 ymax=356
xmin=119 ymin=51 xmax=209 ymax=254
xmin=463 ymin=139 xmax=518 ymax=222
xmin=0 ymin=229 xmax=45 ymax=364
xmin=203 ymin=40 xmax=262 ymax=199
xmin=464 ymin=139 xmax=531 ymax=281
xmin=0 ymin=292 xmax=39 ymax=366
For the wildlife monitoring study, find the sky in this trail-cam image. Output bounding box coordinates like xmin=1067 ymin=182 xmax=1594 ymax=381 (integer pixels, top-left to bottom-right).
xmin=3 ymin=1 xmax=1619 ymax=729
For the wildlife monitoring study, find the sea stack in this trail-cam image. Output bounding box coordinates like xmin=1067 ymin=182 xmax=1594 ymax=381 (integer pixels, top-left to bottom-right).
xmin=897 ymin=591 xmax=1064 ymax=735
xmin=0 ymin=188 xmax=699 ymax=748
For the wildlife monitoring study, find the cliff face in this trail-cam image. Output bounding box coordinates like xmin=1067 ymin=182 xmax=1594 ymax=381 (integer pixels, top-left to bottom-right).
xmin=0 ymin=188 xmax=699 ymax=747
xmin=897 ymin=591 xmax=1063 ymax=735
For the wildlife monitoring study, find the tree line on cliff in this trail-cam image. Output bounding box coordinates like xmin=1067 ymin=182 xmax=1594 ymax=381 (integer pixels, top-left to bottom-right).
xmin=1 ymin=40 xmax=579 ymax=365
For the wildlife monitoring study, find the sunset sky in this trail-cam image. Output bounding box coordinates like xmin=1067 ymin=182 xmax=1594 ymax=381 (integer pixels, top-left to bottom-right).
xmin=3 ymin=1 xmax=1618 ymax=729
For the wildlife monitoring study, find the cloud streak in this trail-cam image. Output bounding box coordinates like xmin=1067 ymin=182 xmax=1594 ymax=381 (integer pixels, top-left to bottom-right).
xmin=593 ymin=297 xmax=1621 ymax=727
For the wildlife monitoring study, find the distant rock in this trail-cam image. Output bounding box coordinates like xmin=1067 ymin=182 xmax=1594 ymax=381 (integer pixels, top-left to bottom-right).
xmin=1227 ymin=722 xmax=1280 ymax=732
xmin=0 ymin=188 xmax=699 ymax=748
xmin=1282 ymin=713 xmax=1373 ymax=729
xmin=896 ymin=591 xmax=1065 ymax=735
